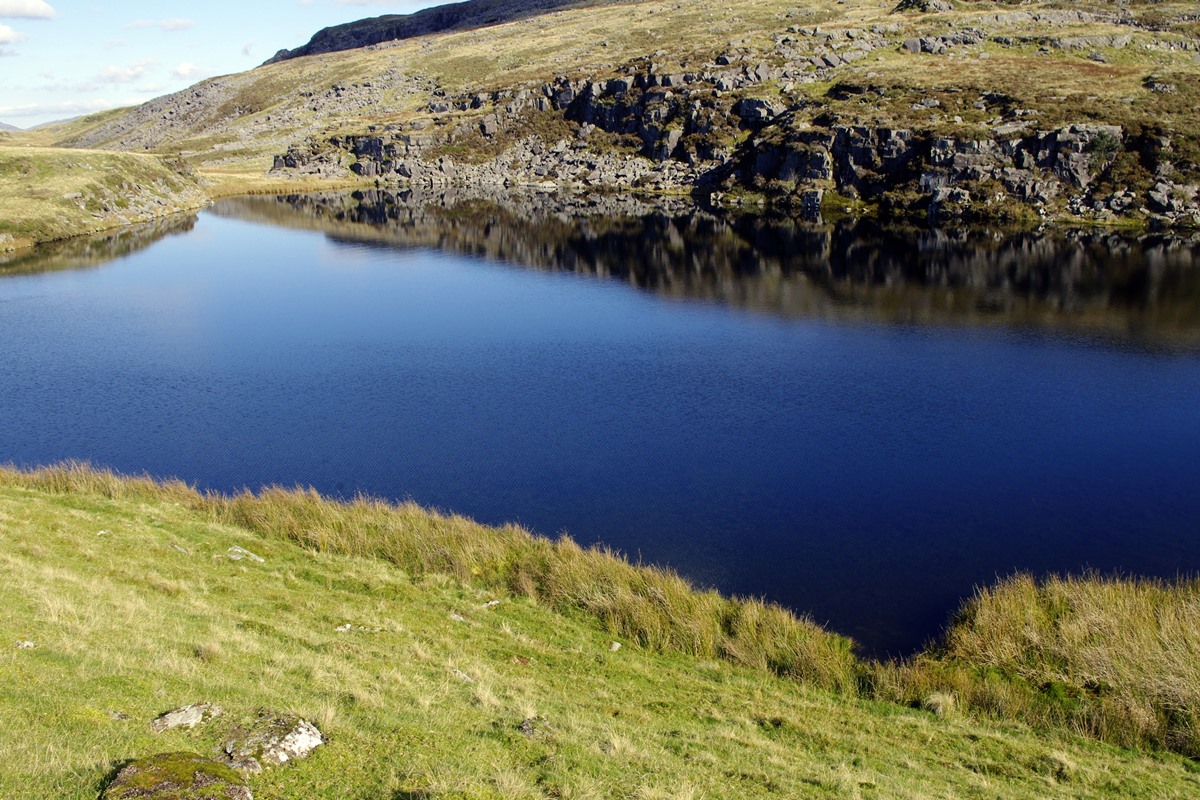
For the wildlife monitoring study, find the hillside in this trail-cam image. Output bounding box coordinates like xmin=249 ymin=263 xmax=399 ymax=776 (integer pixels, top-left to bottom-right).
xmin=3 ymin=464 xmax=1200 ymax=799
xmin=0 ymin=122 xmax=20 ymax=132
xmin=265 ymin=0 xmax=636 ymax=63
xmin=26 ymin=0 xmax=1200 ymax=229
xmin=0 ymin=146 xmax=208 ymax=249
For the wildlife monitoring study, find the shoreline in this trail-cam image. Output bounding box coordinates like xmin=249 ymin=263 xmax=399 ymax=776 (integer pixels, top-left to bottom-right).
xmin=3 ymin=461 xmax=1199 ymax=761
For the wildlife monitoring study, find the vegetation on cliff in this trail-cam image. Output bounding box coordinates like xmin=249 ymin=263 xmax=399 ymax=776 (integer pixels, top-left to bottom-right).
xmin=9 ymin=0 xmax=1196 ymax=229
xmin=2 ymin=463 xmax=1200 ymax=799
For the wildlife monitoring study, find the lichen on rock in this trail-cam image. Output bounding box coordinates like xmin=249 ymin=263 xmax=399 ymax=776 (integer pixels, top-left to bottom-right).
xmin=102 ymin=752 xmax=251 ymax=800
xmin=222 ymin=711 xmax=324 ymax=772
xmin=150 ymin=703 xmax=225 ymax=734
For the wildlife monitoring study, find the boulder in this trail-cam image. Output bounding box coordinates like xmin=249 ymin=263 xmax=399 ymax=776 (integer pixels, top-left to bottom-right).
xmin=222 ymin=712 xmax=324 ymax=773
xmin=733 ymin=98 xmax=782 ymax=127
xmin=102 ymin=752 xmax=251 ymax=800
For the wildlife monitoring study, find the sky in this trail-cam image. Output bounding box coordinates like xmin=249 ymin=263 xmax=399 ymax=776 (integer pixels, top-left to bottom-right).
xmin=0 ymin=0 xmax=441 ymax=128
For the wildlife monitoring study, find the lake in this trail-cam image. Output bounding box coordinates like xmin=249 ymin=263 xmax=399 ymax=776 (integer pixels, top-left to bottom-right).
xmin=4 ymin=189 xmax=1200 ymax=658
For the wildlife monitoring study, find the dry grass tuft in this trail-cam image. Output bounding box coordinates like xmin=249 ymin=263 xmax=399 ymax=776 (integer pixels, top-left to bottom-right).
xmin=0 ymin=461 xmax=859 ymax=694
xmin=877 ymin=573 xmax=1200 ymax=757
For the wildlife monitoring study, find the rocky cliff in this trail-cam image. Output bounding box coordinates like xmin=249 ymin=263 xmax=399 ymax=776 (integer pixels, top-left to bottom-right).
xmin=271 ymin=49 xmax=1200 ymax=228
xmin=45 ymin=0 xmax=1200 ymax=230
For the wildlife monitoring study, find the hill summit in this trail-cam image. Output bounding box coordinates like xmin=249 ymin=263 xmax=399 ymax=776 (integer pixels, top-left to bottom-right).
xmin=265 ymin=0 xmax=632 ymax=63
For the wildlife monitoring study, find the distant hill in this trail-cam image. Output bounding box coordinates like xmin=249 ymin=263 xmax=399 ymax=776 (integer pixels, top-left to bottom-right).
xmin=266 ymin=0 xmax=630 ymax=63
xmin=0 ymin=122 xmax=20 ymax=132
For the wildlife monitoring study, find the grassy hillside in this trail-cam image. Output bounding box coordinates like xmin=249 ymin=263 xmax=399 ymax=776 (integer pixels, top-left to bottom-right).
xmin=32 ymin=0 xmax=1200 ymax=171
xmin=0 ymin=146 xmax=208 ymax=249
xmin=1 ymin=0 xmax=1195 ymax=235
xmin=2 ymin=464 xmax=1200 ymax=799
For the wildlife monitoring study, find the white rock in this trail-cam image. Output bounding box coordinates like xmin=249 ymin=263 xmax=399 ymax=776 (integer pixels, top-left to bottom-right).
xmin=227 ymin=546 xmax=265 ymax=563
xmin=261 ymin=720 xmax=324 ymax=765
xmin=150 ymin=702 xmax=224 ymax=733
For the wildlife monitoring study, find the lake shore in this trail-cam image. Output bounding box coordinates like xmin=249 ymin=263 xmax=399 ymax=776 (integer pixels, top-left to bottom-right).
xmin=4 ymin=462 xmax=1199 ymax=798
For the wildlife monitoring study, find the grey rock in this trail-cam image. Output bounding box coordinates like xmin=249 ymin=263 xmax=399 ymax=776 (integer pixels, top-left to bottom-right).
xmin=226 ymin=546 xmax=264 ymax=563
xmin=151 ymin=703 xmax=225 ymax=734
xmin=519 ymin=716 xmax=555 ymax=737
xmin=733 ymin=98 xmax=782 ymax=126
xmin=223 ymin=713 xmax=324 ymax=770
xmin=606 ymin=76 xmax=633 ymax=95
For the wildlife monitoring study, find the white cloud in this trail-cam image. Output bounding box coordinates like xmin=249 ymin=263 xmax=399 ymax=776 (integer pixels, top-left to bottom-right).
xmin=96 ymin=60 xmax=152 ymax=84
xmin=171 ymin=61 xmax=199 ymax=80
xmin=0 ymin=23 xmax=27 ymax=43
xmin=0 ymin=98 xmax=119 ymax=120
xmin=241 ymin=42 xmax=253 ymax=57
xmin=0 ymin=1 xmax=56 ymax=20
xmin=127 ymin=18 xmax=194 ymax=32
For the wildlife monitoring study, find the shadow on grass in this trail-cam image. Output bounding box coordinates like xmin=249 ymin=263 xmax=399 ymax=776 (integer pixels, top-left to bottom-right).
xmin=94 ymin=758 xmax=134 ymax=798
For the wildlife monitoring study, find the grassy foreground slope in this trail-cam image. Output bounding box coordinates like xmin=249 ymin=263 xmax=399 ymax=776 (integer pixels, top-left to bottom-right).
xmin=2 ymin=465 xmax=1199 ymax=799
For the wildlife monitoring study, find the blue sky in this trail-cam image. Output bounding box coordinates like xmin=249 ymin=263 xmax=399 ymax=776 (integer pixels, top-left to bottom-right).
xmin=0 ymin=0 xmax=440 ymax=127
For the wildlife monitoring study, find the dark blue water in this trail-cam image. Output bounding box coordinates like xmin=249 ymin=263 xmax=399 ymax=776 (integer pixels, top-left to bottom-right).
xmin=3 ymin=197 xmax=1200 ymax=657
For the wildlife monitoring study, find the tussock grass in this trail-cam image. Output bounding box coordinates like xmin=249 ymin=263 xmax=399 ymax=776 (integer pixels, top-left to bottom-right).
xmin=6 ymin=462 xmax=1200 ymax=769
xmin=2 ymin=462 xmax=858 ymax=694
xmin=4 ymin=464 xmax=1200 ymax=798
xmin=876 ymin=573 xmax=1200 ymax=757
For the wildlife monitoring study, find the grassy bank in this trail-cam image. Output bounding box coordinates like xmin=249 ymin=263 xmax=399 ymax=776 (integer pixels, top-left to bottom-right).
xmin=2 ymin=464 xmax=1200 ymax=799
xmin=0 ymin=146 xmax=208 ymax=250
xmin=878 ymin=574 xmax=1200 ymax=758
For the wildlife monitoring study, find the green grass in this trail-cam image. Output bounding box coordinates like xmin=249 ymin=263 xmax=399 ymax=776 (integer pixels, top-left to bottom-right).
xmin=0 ymin=146 xmax=206 ymax=248
xmin=2 ymin=463 xmax=1200 ymax=799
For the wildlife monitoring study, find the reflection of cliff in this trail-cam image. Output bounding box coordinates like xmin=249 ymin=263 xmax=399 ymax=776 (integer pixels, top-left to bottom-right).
xmin=212 ymin=191 xmax=1200 ymax=347
xmin=0 ymin=213 xmax=198 ymax=277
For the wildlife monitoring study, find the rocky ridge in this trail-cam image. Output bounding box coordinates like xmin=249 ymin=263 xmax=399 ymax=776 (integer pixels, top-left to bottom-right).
xmin=42 ymin=0 xmax=1200 ymax=229
xmin=265 ymin=0 xmax=635 ymax=63
xmin=271 ymin=49 xmax=1200 ymax=227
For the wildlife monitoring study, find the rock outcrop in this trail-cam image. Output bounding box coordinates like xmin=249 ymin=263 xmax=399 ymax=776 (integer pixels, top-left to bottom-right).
xmin=102 ymin=753 xmax=251 ymax=800
xmin=221 ymin=712 xmax=324 ymax=773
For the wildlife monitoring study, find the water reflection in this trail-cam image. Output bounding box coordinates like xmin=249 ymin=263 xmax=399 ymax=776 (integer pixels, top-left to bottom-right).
xmin=212 ymin=190 xmax=1200 ymax=349
xmin=0 ymin=213 xmax=198 ymax=277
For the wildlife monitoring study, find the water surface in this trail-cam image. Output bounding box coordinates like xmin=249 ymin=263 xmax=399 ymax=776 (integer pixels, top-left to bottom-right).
xmin=3 ymin=192 xmax=1199 ymax=657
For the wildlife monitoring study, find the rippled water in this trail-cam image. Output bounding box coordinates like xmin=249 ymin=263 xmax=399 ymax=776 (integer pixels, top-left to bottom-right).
xmin=3 ymin=191 xmax=1199 ymax=657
